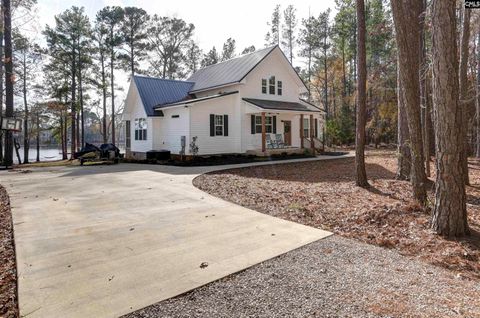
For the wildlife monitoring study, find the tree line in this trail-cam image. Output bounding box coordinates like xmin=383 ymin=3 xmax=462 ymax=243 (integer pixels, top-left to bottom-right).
xmin=3 ymin=4 xmax=257 ymax=163
xmin=0 ymin=0 xmax=475 ymax=238
xmin=4 ymin=1 xmax=395 ymax=164
xmin=354 ymin=0 xmax=475 ymax=238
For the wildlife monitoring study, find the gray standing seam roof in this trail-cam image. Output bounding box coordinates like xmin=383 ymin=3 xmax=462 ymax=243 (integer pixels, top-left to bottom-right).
xmin=187 ymin=46 xmax=276 ymax=92
xmin=133 ymin=76 xmax=194 ymax=116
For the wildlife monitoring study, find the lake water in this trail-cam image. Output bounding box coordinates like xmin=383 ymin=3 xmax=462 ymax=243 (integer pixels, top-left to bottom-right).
xmin=11 ymin=146 xmax=125 ymax=164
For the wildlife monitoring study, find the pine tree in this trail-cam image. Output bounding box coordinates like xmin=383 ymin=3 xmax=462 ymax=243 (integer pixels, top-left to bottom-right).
xmin=221 ymin=38 xmax=236 ymax=61
xmin=282 ymin=5 xmax=297 ymax=64
xmin=265 ymin=4 xmax=281 ymax=46
xmin=355 ymin=0 xmax=368 ymax=187
xmin=96 ymin=6 xmax=124 ymax=145
xmin=431 ymin=0 xmax=469 ymax=237
xmin=120 ymin=7 xmax=149 ymax=75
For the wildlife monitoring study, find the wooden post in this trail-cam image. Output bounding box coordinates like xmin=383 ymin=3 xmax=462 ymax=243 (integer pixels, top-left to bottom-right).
xmin=310 ymin=114 xmax=315 ymax=149
xmin=300 ymin=114 xmax=304 ymax=149
xmin=261 ymin=112 xmax=266 ymax=152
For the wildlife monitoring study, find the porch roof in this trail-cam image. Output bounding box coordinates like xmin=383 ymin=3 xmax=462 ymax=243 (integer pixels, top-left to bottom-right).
xmin=243 ymin=98 xmax=322 ymax=113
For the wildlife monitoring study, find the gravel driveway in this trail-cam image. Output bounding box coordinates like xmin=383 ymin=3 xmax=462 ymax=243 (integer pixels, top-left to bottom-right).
xmin=124 ymin=235 xmax=480 ymax=318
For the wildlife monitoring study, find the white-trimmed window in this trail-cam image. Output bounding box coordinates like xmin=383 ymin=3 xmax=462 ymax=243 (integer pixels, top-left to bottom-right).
xmin=261 ymin=79 xmax=267 ymax=94
xmin=215 ymin=115 xmax=224 ymax=136
xmin=134 ymin=118 xmax=147 ymax=140
xmin=277 ymin=80 xmax=283 ymax=95
xmin=255 ymin=115 xmax=273 ymax=133
xmin=269 ymin=76 xmax=275 ymax=94
xmin=303 ymin=117 xmax=310 ymax=137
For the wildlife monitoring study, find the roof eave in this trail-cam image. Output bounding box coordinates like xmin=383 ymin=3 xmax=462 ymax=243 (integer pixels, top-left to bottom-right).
xmin=188 ymin=82 xmax=242 ymax=94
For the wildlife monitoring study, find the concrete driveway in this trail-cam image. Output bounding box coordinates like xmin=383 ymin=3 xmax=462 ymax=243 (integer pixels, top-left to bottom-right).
xmin=3 ymin=159 xmax=333 ymax=318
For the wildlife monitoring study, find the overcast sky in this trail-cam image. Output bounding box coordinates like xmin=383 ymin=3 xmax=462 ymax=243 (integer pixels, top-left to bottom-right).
xmin=38 ymin=0 xmax=337 ymax=58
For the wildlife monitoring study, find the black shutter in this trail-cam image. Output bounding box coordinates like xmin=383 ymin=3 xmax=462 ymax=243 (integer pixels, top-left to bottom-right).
xmin=273 ymin=116 xmax=277 ymax=134
xmin=224 ymin=115 xmax=228 ymax=136
xmin=314 ymin=118 xmax=318 ymax=138
xmin=251 ymin=115 xmax=255 ymax=134
xmin=210 ymin=114 xmax=215 ymax=136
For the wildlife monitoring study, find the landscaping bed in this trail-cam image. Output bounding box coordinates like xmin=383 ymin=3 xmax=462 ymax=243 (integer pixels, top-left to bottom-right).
xmin=0 ymin=185 xmax=18 ymax=318
xmin=124 ymin=153 xmax=316 ymax=167
xmin=193 ymin=150 xmax=480 ymax=280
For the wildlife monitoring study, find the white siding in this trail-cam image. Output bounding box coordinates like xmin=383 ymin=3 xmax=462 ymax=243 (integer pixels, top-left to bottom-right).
xmin=122 ymin=47 xmax=324 ymax=156
xmin=123 ymin=82 xmax=153 ymax=153
xmin=189 ymin=94 xmax=241 ymax=155
xmin=240 ymin=48 xmax=306 ymax=102
xmin=152 ymin=107 xmax=190 ymax=154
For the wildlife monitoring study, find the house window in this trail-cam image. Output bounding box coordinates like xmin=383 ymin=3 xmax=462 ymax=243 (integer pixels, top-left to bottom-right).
xmin=269 ymin=76 xmax=275 ymax=94
xmin=261 ymin=79 xmax=267 ymax=94
xmin=134 ymin=118 xmax=147 ymax=141
xmin=303 ymin=117 xmax=310 ymax=138
xmin=277 ymin=81 xmax=283 ymax=95
xmin=255 ymin=115 xmax=273 ymax=133
xmin=215 ymin=115 xmax=224 ymax=136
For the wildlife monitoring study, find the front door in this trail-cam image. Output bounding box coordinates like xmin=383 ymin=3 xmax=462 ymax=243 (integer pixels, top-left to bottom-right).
xmin=283 ymin=121 xmax=292 ymax=146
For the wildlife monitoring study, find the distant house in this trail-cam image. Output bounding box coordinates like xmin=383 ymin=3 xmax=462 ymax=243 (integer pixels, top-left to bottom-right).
xmin=122 ymin=45 xmax=324 ymax=158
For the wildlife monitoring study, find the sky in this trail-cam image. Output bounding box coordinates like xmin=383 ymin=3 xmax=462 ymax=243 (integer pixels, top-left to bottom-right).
xmin=37 ymin=0 xmax=337 ymax=58
xmin=32 ymin=0 xmax=337 ymax=106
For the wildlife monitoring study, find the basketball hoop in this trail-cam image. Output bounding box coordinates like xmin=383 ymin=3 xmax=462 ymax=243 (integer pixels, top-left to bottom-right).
xmin=0 ymin=117 xmax=22 ymax=132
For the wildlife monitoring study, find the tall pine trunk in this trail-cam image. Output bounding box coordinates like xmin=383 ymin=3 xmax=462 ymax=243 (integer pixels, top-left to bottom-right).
xmin=459 ymin=7 xmax=471 ymax=185
xmin=22 ymin=55 xmax=28 ymax=164
xmin=476 ymin=31 xmax=480 ymax=158
xmin=70 ymin=45 xmax=76 ymax=160
xmin=110 ymin=38 xmax=116 ymax=145
xmin=391 ymin=0 xmax=427 ymax=204
xmin=79 ymin=50 xmax=85 ymax=148
xmin=355 ymin=0 xmax=368 ymax=188
xmin=431 ymin=0 xmax=469 ymax=237
xmin=100 ymin=51 xmax=108 ymax=144
xmin=397 ymin=63 xmax=411 ymax=180
xmin=36 ymin=111 xmax=39 ymax=162
xmin=0 ymin=12 xmax=4 ymax=163
xmin=419 ymin=0 xmax=430 ymax=177
xmin=3 ymin=0 xmax=13 ymax=167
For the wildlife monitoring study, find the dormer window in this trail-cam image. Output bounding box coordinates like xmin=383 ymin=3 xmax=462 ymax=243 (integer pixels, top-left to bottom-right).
xmin=261 ymin=79 xmax=267 ymax=94
xmin=269 ymin=76 xmax=275 ymax=94
xmin=277 ymin=81 xmax=283 ymax=95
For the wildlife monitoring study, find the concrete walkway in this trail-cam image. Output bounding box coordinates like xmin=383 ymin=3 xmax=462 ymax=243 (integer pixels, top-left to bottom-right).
xmin=2 ymin=155 xmax=344 ymax=318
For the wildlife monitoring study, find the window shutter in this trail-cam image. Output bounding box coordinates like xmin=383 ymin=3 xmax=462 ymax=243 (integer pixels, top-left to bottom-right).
xmin=224 ymin=115 xmax=229 ymax=136
xmin=273 ymin=116 xmax=277 ymax=134
xmin=315 ymin=118 xmax=318 ymax=138
xmin=251 ymin=115 xmax=255 ymax=134
xmin=210 ymin=114 xmax=215 ymax=136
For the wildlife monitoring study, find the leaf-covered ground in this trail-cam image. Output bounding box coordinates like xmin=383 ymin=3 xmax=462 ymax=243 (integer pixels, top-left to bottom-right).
xmin=193 ymin=150 xmax=480 ymax=281
xmin=0 ymin=184 xmax=18 ymax=318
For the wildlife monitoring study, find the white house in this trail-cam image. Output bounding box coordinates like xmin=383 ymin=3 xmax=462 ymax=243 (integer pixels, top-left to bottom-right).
xmin=122 ymin=45 xmax=324 ymax=159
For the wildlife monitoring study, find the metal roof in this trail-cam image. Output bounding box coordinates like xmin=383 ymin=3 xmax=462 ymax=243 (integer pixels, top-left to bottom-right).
xmin=187 ymin=46 xmax=276 ymax=93
xmin=243 ymin=98 xmax=322 ymax=112
xmin=155 ymin=91 xmax=239 ymax=109
xmin=133 ymin=75 xmax=194 ymax=116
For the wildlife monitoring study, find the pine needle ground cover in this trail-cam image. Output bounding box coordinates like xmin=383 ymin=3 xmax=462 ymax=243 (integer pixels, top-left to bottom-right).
xmin=194 ymin=150 xmax=480 ymax=281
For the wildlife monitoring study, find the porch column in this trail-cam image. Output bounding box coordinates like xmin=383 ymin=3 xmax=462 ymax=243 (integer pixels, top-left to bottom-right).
xmin=300 ymin=114 xmax=304 ymax=149
xmin=310 ymin=114 xmax=314 ymax=149
xmin=261 ymin=112 xmax=266 ymax=152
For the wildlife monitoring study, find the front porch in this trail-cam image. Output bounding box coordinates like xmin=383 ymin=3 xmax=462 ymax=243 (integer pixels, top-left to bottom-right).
xmin=247 ymin=110 xmax=323 ymax=154
xmin=243 ymin=98 xmax=324 ymax=155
